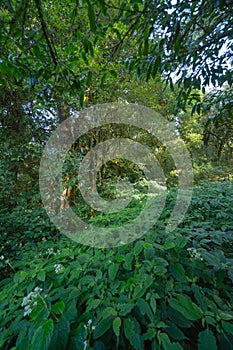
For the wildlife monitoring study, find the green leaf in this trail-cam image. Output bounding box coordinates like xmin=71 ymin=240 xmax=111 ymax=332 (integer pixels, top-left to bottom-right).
xmin=219 ymin=312 xmax=233 ymax=321
xmin=170 ymin=263 xmax=188 ymax=282
xmin=64 ymin=299 xmax=78 ymax=322
xmin=137 ymin=298 xmax=154 ymax=322
xmin=123 ymin=318 xmax=135 ymax=341
xmin=165 ymin=321 xmax=187 ymax=341
xmin=98 ymin=307 xmax=117 ymax=320
xmin=118 ymin=302 xmax=134 ymax=316
xmin=198 ymin=329 xmax=218 ymax=350
xmin=86 ymin=71 xmax=92 ymax=86
xmin=150 ymin=296 xmax=157 ymax=314
xmin=31 ymin=319 xmax=54 ymax=350
xmin=133 ymin=240 xmax=144 ymax=255
xmin=169 ymin=295 xmax=202 ymax=321
xmin=31 ymin=306 xmax=50 ymax=329
xmin=51 ymin=301 xmax=65 ymax=315
xmin=75 ymin=322 xmax=88 ymax=348
xmin=87 ymin=1 xmax=97 ymax=32
xmin=49 ymin=317 xmax=70 ymax=350
xmin=109 ymin=69 xmax=117 ymax=78
xmin=93 ymin=317 xmax=112 ymax=339
xmin=87 ymin=299 xmax=101 ymax=312
xmin=108 ymin=263 xmax=119 ymax=281
xmin=13 ymin=271 xmax=27 ymax=283
xmin=159 ymin=333 xmax=183 ymax=350
xmin=113 ymin=317 xmax=121 ymax=338
xmin=93 ymin=341 xmax=106 ymax=350
xmin=163 ymin=240 xmax=176 ymax=250
xmin=37 ymin=270 xmax=46 ymax=282
xmin=222 ymin=321 xmax=233 ymax=334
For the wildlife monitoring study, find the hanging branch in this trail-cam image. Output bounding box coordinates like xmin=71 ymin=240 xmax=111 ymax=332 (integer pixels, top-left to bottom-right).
xmin=34 ymin=0 xmax=58 ymax=67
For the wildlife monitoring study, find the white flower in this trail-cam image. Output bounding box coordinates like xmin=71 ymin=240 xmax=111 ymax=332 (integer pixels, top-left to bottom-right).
xmin=187 ymin=247 xmax=203 ymax=261
xmin=23 ymin=308 xmax=32 ymax=316
xmin=87 ymin=319 xmax=92 ymax=326
xmin=0 ymin=255 xmax=5 ymax=260
xmin=47 ymin=248 xmax=54 ymax=254
xmin=21 ymin=297 xmax=29 ymax=307
xmin=21 ymin=286 xmax=43 ymax=317
xmin=54 ymin=263 xmax=64 ymax=274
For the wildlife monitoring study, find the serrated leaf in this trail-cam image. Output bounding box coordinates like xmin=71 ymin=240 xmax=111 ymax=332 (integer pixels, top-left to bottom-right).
xmin=31 ymin=306 xmax=50 ymax=329
xmin=113 ymin=317 xmax=121 ymax=338
xmin=37 ymin=270 xmax=46 ymax=282
xmin=163 ymin=240 xmax=176 ymax=250
xmin=98 ymin=307 xmax=117 ymax=320
xmin=108 ymin=263 xmax=119 ymax=281
xmin=75 ymin=322 xmax=88 ymax=348
xmin=169 ymin=296 xmax=202 ymax=321
xmin=165 ymin=321 xmax=187 ymax=341
xmin=170 ymin=263 xmax=188 ymax=282
xmin=222 ymin=321 xmax=233 ymax=334
xmin=87 ymin=299 xmax=101 ymax=312
xmin=31 ymin=319 xmax=54 ymax=350
xmin=51 ymin=301 xmax=65 ymax=315
xmin=159 ymin=333 xmax=183 ymax=350
xmin=13 ymin=271 xmax=27 ymax=283
xmin=198 ymin=329 xmax=218 ymax=350
xmin=49 ymin=317 xmax=70 ymax=350
xmin=124 ymin=318 xmax=135 ymax=340
xmin=93 ymin=317 xmax=112 ymax=339
xmin=137 ymin=298 xmax=154 ymax=322
xmin=150 ymin=296 xmax=157 ymax=314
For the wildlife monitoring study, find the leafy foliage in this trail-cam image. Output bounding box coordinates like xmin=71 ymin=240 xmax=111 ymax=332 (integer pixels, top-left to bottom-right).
xmin=0 ymin=1 xmax=232 ymax=349
xmin=0 ymin=181 xmax=233 ymax=349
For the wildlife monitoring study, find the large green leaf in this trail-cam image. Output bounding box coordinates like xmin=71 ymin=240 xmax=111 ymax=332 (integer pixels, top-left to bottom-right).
xmin=108 ymin=263 xmax=119 ymax=281
xmin=169 ymin=294 xmax=202 ymax=321
xmin=49 ymin=317 xmax=70 ymax=350
xmin=198 ymin=329 xmax=218 ymax=350
xmin=136 ymin=298 xmax=154 ymax=322
xmin=93 ymin=317 xmax=112 ymax=339
xmin=113 ymin=317 xmax=121 ymax=338
xmin=159 ymin=333 xmax=183 ymax=350
xmin=31 ymin=319 xmax=54 ymax=350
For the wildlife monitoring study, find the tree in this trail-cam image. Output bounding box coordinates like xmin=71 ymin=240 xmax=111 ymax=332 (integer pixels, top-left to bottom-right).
xmin=1 ymin=0 xmax=232 ymax=111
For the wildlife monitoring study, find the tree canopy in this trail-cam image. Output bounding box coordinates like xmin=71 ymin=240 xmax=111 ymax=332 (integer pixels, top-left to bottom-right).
xmin=0 ymin=0 xmax=232 ymax=109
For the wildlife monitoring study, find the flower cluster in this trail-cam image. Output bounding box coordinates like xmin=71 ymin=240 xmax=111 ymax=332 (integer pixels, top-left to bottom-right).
xmin=46 ymin=247 xmax=60 ymax=256
xmin=36 ymin=248 xmax=61 ymax=258
xmin=84 ymin=319 xmax=96 ymax=331
xmin=187 ymin=247 xmax=203 ymax=261
xmin=54 ymin=263 xmax=64 ymax=274
xmin=21 ymin=287 xmax=43 ymax=317
xmin=83 ymin=319 xmax=96 ymax=349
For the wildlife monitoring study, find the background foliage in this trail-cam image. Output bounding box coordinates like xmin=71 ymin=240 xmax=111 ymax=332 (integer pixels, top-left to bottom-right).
xmin=0 ymin=0 xmax=232 ymax=349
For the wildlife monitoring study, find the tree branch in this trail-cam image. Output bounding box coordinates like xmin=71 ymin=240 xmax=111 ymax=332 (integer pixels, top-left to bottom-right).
xmin=34 ymin=0 xmax=58 ymax=67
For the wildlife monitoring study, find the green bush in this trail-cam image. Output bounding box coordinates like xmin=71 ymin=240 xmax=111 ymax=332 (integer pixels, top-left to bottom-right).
xmin=0 ymin=182 xmax=233 ymax=349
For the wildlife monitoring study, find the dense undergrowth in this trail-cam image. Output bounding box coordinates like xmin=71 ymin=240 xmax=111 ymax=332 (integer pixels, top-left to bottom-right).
xmin=0 ymin=181 xmax=233 ymax=350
